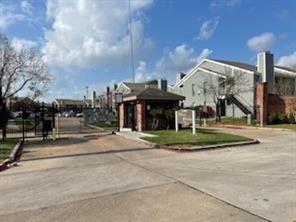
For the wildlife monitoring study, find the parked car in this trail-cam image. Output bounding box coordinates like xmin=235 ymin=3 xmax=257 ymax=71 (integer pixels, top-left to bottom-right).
xmin=12 ymin=111 xmax=22 ymax=118
xmin=75 ymin=112 xmax=83 ymax=117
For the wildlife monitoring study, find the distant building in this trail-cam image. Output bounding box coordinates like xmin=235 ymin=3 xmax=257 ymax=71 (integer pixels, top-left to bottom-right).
xmin=7 ymin=97 xmax=40 ymax=112
xmin=53 ymin=99 xmax=92 ymax=112
xmin=96 ymin=84 xmax=118 ymax=111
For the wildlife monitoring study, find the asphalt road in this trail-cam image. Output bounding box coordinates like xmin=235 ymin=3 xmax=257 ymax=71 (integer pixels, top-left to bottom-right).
xmin=57 ymin=117 xmax=101 ymax=134
xmin=0 ymin=127 xmax=295 ymax=222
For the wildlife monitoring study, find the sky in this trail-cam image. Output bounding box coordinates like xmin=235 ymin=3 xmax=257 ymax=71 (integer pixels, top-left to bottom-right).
xmin=1 ymin=0 xmax=296 ymax=101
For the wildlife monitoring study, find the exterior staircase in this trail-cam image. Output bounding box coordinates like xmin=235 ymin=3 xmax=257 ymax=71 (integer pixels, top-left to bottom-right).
xmin=228 ymin=95 xmax=253 ymax=115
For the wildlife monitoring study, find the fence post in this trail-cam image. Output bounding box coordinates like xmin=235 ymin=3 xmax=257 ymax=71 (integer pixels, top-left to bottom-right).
xmin=175 ymin=110 xmax=178 ymax=132
xmin=192 ymin=110 xmax=196 ymax=135
xmin=2 ymin=100 xmax=6 ymax=140
xmin=22 ymin=107 xmax=25 ymax=142
xmin=247 ymin=114 xmax=252 ymax=125
xmin=52 ymin=103 xmax=56 ymax=141
xmin=42 ymin=102 xmax=45 ymax=140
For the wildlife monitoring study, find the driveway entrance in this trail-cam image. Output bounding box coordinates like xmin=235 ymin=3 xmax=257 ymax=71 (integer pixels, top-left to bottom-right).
xmin=0 ymin=128 xmax=295 ymax=222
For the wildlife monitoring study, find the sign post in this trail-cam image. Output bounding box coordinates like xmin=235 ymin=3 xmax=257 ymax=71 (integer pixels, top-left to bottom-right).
xmin=192 ymin=110 xmax=196 ymax=135
xmin=175 ymin=110 xmax=178 ymax=132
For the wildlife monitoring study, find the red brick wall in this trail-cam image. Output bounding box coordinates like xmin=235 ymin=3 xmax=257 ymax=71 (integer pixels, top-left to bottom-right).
xmin=256 ymin=83 xmax=268 ymax=126
xmin=256 ymin=83 xmax=296 ymax=125
xmin=136 ymin=101 xmax=145 ymax=131
xmin=268 ymin=95 xmax=296 ymax=114
xmin=119 ymin=103 xmax=124 ymax=129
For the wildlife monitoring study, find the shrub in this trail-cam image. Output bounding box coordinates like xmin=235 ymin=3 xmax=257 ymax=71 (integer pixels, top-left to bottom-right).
xmin=268 ymin=112 xmax=292 ymax=124
xmin=268 ymin=112 xmax=278 ymax=124
xmin=288 ymin=113 xmax=296 ymax=124
xmin=278 ymin=113 xmax=288 ymax=124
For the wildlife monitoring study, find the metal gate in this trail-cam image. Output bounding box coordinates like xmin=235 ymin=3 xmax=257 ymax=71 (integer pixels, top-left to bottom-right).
xmin=4 ymin=103 xmax=55 ymax=140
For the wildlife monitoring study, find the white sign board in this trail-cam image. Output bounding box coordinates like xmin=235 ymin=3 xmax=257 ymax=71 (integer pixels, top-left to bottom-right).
xmin=115 ymin=93 xmax=123 ymax=104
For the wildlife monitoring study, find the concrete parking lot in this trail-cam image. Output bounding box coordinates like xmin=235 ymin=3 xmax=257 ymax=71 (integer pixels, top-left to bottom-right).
xmin=0 ymin=127 xmax=295 ymax=222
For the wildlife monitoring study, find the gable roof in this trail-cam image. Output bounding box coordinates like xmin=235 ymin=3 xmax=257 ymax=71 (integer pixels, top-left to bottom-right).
xmin=213 ymin=59 xmax=257 ymax=72
xmin=174 ymin=58 xmax=296 ymax=88
xmin=275 ymin=65 xmax=296 ymax=73
xmin=122 ymin=82 xmax=146 ymax=91
xmin=214 ymin=59 xmax=296 ymax=73
xmin=123 ymin=87 xmax=185 ymax=102
xmin=122 ymin=80 xmax=158 ymax=91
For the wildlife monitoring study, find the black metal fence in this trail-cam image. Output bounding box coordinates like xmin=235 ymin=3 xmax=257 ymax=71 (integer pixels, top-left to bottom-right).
xmin=1 ymin=102 xmax=56 ymax=141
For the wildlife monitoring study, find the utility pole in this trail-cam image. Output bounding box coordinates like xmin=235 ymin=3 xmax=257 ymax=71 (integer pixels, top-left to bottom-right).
xmin=128 ymin=0 xmax=135 ymax=83
xmin=0 ymin=42 xmax=5 ymax=140
xmin=85 ymin=86 xmax=89 ymax=100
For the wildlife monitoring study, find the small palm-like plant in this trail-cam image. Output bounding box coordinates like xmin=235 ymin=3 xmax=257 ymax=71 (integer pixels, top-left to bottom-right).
xmin=150 ymin=107 xmax=163 ymax=130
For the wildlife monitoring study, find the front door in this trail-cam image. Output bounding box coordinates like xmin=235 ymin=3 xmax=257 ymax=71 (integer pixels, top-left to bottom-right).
xmin=125 ymin=103 xmax=135 ymax=130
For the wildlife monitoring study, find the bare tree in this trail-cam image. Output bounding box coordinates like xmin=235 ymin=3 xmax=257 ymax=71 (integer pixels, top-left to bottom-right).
xmin=274 ymin=77 xmax=295 ymax=96
xmin=0 ymin=33 xmax=51 ymax=101
xmin=0 ymin=33 xmax=51 ymax=139
xmin=199 ymin=68 xmax=252 ymax=122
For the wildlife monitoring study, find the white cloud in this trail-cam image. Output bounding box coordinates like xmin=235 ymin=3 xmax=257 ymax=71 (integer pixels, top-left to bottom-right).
xmin=155 ymin=44 xmax=213 ymax=82
xmin=247 ymin=32 xmax=276 ymax=52
xmin=196 ymin=48 xmax=213 ymax=63
xmin=114 ymin=44 xmax=213 ymax=85
xmin=210 ymin=0 xmax=241 ymax=9
xmin=42 ymin=0 xmax=153 ymax=69
xmin=11 ymin=37 xmax=38 ymax=51
xmin=135 ymin=61 xmax=148 ymax=82
xmin=21 ymin=0 xmax=33 ymax=15
xmin=0 ymin=3 xmax=25 ymax=29
xmin=277 ymin=52 xmax=296 ymax=68
xmin=197 ymin=17 xmax=219 ymax=40
xmin=134 ymin=60 xmax=158 ymax=82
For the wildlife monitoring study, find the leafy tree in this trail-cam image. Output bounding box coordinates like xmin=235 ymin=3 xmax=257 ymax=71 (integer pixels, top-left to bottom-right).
xmin=150 ymin=107 xmax=163 ymax=130
xmin=164 ymin=108 xmax=175 ymax=129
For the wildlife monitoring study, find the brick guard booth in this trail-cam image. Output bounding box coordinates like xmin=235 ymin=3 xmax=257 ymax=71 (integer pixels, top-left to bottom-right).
xmin=119 ymin=88 xmax=185 ymax=131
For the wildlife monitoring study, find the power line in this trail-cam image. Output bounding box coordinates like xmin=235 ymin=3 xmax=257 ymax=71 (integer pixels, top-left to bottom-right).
xmin=128 ymin=0 xmax=135 ymax=83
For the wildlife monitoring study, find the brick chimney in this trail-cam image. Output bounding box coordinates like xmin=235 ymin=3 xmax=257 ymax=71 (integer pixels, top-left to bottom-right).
xmin=257 ymin=51 xmax=274 ymax=93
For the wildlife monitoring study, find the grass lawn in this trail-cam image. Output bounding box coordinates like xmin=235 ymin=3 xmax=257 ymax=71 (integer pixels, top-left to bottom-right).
xmin=266 ymin=124 xmax=296 ymax=131
xmin=14 ymin=118 xmax=35 ymax=129
xmin=0 ymin=139 xmax=18 ymax=162
xmin=142 ymin=129 xmax=252 ymax=147
xmin=93 ymin=122 xmax=118 ymax=131
xmin=207 ymin=117 xmax=256 ymax=126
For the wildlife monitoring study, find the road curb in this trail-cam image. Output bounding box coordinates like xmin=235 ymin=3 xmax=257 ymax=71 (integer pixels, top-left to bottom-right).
xmin=116 ymin=131 xmax=260 ymax=152
xmin=87 ymin=124 xmax=118 ymax=134
xmin=212 ymin=124 xmax=295 ymax=132
xmin=87 ymin=124 xmax=104 ymax=131
xmin=116 ymin=132 xmax=158 ymax=148
xmin=157 ymin=139 xmax=260 ymax=152
xmin=0 ymin=139 xmax=23 ymax=172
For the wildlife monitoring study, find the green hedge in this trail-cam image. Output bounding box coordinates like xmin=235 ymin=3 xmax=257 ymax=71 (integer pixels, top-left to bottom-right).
xmin=268 ymin=112 xmax=295 ymax=124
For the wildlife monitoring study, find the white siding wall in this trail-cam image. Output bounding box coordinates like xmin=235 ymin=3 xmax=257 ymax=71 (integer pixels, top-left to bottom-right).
xmin=171 ymin=60 xmax=256 ymax=117
xmin=171 ymin=69 xmax=217 ymax=109
xmin=116 ymin=84 xmax=131 ymax=95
